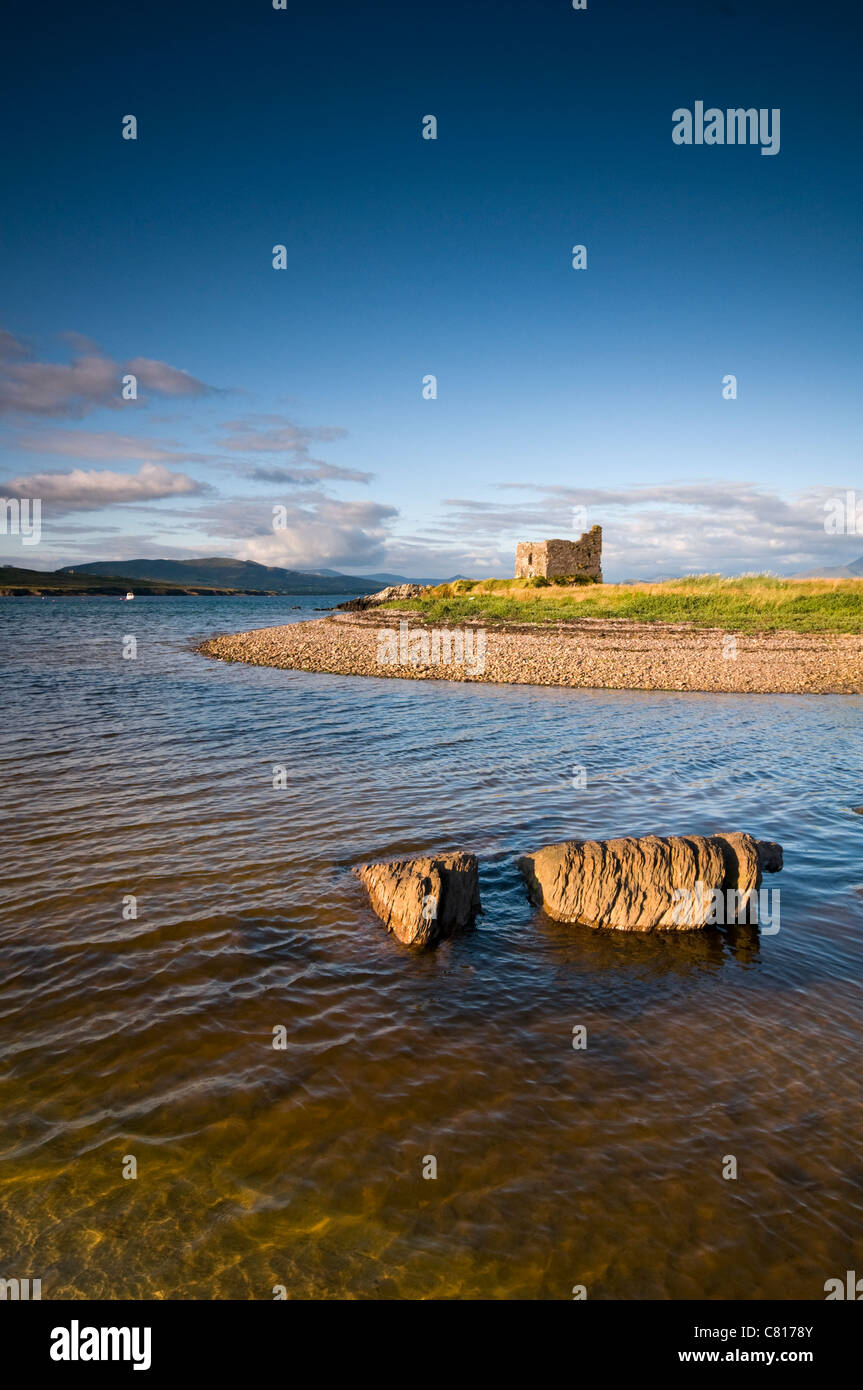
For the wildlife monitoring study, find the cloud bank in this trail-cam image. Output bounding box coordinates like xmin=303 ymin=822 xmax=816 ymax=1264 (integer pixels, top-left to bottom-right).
xmin=0 ymin=330 xmax=214 ymax=418
xmin=1 ymin=462 xmax=209 ymax=510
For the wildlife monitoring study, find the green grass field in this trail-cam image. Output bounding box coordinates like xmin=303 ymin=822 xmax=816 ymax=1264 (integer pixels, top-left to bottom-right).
xmin=381 ymin=574 xmax=863 ymax=635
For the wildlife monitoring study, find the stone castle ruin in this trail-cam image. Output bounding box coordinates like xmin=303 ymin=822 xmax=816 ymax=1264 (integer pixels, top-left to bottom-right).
xmin=515 ymin=525 xmax=602 ymax=582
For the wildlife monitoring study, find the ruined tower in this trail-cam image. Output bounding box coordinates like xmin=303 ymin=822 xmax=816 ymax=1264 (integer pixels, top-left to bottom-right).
xmin=515 ymin=525 xmax=602 ymax=582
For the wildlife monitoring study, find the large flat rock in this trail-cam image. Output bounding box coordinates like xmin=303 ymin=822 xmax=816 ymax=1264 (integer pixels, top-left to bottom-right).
xmin=518 ymin=832 xmax=783 ymax=931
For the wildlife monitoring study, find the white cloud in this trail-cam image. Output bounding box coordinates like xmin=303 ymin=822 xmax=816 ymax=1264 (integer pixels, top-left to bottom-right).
xmin=125 ymin=358 xmax=214 ymax=399
xmin=233 ymin=497 xmax=398 ymax=569
xmin=218 ymin=417 xmax=347 ymax=453
xmin=1 ymin=462 xmax=209 ymax=510
xmin=0 ymin=330 xmax=214 ymax=417
xmin=246 ymin=461 xmax=373 ymax=484
xmin=214 ymin=415 xmax=372 ymax=483
xmin=11 ymin=428 xmax=205 ymax=463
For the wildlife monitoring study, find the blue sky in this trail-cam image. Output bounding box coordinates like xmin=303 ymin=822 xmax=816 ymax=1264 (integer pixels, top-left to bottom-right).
xmin=1 ymin=0 xmax=861 ymax=579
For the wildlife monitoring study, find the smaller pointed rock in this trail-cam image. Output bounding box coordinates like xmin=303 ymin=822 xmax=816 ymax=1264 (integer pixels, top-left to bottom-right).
xmin=355 ymin=851 xmax=481 ymax=947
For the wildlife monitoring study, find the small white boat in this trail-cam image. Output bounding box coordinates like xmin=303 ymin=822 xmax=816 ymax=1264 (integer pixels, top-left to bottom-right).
xmin=124 ymin=591 xmax=134 ymax=601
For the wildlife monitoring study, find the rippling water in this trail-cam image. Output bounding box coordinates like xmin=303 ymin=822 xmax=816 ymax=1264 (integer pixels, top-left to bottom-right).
xmin=1 ymin=595 xmax=862 ymax=1300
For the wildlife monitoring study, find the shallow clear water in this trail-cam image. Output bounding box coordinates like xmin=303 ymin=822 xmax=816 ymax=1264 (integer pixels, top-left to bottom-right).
xmin=1 ymin=595 xmax=862 ymax=1299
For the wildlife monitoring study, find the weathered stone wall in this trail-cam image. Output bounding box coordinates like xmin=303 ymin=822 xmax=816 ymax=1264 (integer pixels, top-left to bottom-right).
xmin=515 ymin=526 xmax=602 ymax=581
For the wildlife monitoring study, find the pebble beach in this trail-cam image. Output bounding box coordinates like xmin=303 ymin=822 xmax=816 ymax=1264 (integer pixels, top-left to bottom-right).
xmin=199 ymin=609 xmax=863 ymax=694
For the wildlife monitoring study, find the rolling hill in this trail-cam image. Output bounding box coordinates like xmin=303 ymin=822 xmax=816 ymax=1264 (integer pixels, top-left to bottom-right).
xmin=58 ymin=558 xmax=382 ymax=594
xmin=0 ymin=565 xmax=257 ymax=596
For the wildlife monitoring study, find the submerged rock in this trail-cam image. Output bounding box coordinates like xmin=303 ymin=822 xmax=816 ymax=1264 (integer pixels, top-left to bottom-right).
xmin=518 ymin=832 xmax=783 ymax=932
xmin=355 ymin=851 xmax=481 ymax=947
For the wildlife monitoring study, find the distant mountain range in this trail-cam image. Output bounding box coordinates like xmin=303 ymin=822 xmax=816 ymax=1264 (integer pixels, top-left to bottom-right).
xmin=788 ymin=557 xmax=863 ymax=579
xmin=0 ymin=564 xmax=257 ymax=596
xmin=56 ymin=558 xmax=455 ymax=594
xmin=615 ymin=559 xmax=863 ymax=583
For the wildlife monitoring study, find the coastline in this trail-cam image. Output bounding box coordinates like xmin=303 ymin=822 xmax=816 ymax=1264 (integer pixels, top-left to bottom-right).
xmin=198 ymin=609 xmax=863 ymax=695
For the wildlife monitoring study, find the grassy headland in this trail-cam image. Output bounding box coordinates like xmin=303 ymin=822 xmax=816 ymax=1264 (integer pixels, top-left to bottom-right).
xmin=381 ymin=574 xmax=863 ymax=635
